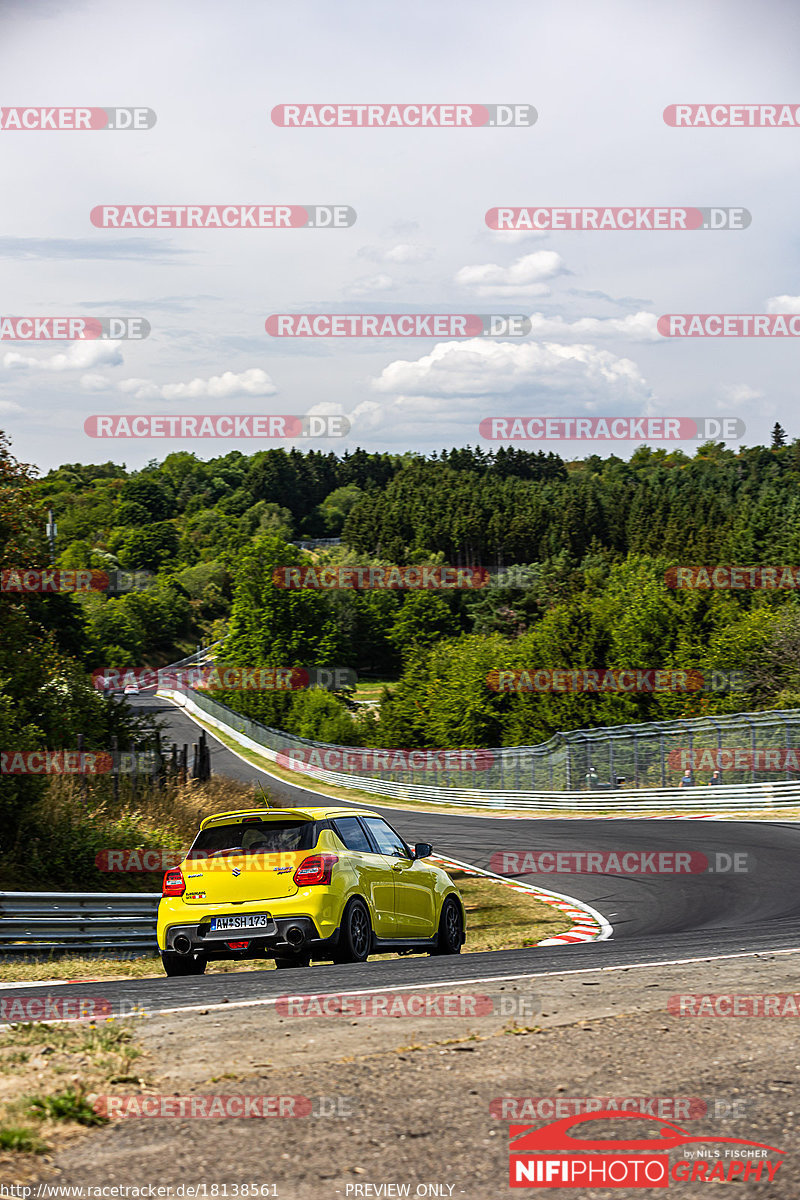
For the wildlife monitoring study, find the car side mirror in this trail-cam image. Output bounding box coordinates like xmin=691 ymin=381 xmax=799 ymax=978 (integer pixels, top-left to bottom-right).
xmin=413 ymin=842 xmax=433 ymax=860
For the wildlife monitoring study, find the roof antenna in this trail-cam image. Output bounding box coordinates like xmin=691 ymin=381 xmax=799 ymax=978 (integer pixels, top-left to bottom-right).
xmin=258 ymin=783 xmax=272 ymax=809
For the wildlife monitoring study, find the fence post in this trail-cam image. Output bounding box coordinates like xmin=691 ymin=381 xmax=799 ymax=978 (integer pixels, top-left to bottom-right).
xmin=130 ymin=742 xmax=138 ymax=800
xmin=180 ymin=744 xmax=188 ymax=784
xmin=633 ymin=731 xmax=639 ymax=788
xmin=111 ymin=735 xmax=119 ymax=803
xmin=77 ymin=732 xmax=88 ymax=805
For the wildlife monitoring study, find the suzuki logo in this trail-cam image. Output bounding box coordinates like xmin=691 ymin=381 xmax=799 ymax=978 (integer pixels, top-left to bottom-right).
xmin=231 ymin=867 xmax=241 ymax=877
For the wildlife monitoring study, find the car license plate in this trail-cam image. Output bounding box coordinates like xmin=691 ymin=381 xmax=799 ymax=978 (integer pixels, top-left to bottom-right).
xmin=209 ymin=913 xmax=273 ymax=933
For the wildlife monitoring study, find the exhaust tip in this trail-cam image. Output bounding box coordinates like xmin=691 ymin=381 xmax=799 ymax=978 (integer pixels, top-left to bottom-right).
xmin=173 ymin=934 xmax=192 ymax=955
xmin=285 ymin=925 xmax=306 ymax=947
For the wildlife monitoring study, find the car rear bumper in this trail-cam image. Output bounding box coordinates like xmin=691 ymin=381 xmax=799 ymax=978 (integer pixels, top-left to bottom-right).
xmin=161 ymin=914 xmax=339 ymax=960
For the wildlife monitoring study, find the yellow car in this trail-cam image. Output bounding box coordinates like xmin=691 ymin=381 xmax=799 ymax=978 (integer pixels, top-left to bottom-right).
xmin=157 ymin=805 xmax=466 ymax=976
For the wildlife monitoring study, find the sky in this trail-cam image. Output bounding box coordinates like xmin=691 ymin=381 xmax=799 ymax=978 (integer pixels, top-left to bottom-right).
xmin=1 ymin=0 xmax=799 ymax=473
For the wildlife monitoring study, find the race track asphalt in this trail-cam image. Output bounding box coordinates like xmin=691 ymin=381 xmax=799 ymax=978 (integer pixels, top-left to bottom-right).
xmin=4 ymin=694 xmax=799 ymax=1010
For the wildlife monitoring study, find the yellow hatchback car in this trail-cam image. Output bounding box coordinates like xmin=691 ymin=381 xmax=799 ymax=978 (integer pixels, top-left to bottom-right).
xmin=157 ymin=805 xmax=466 ymax=975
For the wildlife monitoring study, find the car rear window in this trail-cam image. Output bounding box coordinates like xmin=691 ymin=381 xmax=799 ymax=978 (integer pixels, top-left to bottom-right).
xmin=188 ymin=820 xmax=317 ymax=857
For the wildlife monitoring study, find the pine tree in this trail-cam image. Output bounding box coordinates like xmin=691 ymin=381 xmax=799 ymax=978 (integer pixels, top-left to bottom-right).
xmin=772 ymin=422 xmax=787 ymax=449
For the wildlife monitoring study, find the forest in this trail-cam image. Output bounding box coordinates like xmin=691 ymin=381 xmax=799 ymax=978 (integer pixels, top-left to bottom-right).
xmin=4 ymin=424 xmax=800 ymax=838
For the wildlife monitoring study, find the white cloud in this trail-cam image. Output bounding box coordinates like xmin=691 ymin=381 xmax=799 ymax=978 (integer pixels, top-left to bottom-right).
xmin=359 ymin=243 xmax=433 ymax=264
xmin=3 ymin=340 xmax=123 ymax=372
xmin=371 ymin=337 xmax=649 ymax=403
xmin=766 ymin=295 xmax=800 ymax=313
xmin=526 ymin=311 xmax=660 ymax=341
xmin=0 ymin=400 xmax=23 ymax=414
xmin=80 ymin=373 xmax=114 ymax=392
xmin=353 ymin=338 xmax=651 ymax=442
xmin=80 ymin=367 xmax=276 ymax=401
xmin=486 ymin=229 xmax=549 ymax=245
xmin=455 ymin=250 xmax=565 ymax=297
xmin=718 ymin=383 xmax=765 ymax=407
xmin=344 ymin=273 xmax=395 ymax=297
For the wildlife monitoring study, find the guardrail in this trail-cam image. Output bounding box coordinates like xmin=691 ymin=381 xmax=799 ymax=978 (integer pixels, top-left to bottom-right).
xmin=0 ymin=892 xmax=159 ymax=959
xmin=161 ymin=687 xmax=800 ymax=815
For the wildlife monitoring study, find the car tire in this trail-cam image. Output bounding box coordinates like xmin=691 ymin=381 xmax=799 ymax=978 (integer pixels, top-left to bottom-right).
xmin=274 ymin=956 xmax=310 ymax=969
xmin=431 ymin=896 xmax=464 ymax=955
xmin=161 ymin=950 xmax=207 ymax=976
xmin=332 ymin=898 xmax=372 ymax=963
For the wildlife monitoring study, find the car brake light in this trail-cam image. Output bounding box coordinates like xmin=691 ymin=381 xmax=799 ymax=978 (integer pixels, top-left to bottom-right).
xmin=293 ymin=853 xmax=339 ymax=886
xmin=162 ymin=868 xmax=186 ymax=897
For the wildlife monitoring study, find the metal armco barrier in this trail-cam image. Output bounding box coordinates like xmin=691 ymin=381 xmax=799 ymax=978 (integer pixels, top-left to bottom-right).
xmin=160 ymin=687 xmax=800 ymax=815
xmin=0 ymin=892 xmax=159 ymax=958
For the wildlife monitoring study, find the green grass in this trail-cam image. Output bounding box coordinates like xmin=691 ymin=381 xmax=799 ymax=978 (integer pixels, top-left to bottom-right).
xmin=22 ymin=1090 xmax=108 ymax=1127
xmin=0 ymin=1125 xmax=48 ymax=1153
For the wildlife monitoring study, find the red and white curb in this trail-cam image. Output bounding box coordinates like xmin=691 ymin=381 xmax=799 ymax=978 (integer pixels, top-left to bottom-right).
xmin=430 ymin=853 xmax=613 ymax=945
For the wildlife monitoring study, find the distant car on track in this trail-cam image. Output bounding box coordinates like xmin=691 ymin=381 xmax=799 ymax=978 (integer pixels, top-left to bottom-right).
xmin=123 ymin=682 xmax=139 ymax=695
xmin=157 ymin=805 xmax=466 ymax=976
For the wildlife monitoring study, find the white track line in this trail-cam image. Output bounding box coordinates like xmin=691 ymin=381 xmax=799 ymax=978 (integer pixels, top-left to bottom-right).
xmin=3 ymin=947 xmax=800 ymax=1026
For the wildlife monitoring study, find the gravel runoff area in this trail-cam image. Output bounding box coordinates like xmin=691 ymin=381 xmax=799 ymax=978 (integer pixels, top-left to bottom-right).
xmin=23 ymin=948 xmax=800 ymax=1199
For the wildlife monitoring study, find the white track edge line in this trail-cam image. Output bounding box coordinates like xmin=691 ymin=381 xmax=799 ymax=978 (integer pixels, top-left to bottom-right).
xmin=3 ymin=947 xmax=800 ymax=1027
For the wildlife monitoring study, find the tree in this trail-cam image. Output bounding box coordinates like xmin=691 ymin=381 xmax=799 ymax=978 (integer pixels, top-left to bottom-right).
xmin=119 ymin=523 xmax=181 ymax=571
xmin=772 ymin=422 xmax=787 ymax=449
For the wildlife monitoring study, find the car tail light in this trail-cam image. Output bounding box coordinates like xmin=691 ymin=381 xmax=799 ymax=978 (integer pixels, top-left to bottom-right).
xmin=162 ymin=868 xmax=186 ymax=897
xmin=293 ymin=853 xmax=339 ymax=886
xmin=226 ymin=940 xmax=250 ymax=950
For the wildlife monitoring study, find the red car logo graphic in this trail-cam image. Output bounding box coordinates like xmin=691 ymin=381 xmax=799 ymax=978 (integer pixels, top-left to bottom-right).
xmin=510 ymin=1111 xmax=784 ymax=1155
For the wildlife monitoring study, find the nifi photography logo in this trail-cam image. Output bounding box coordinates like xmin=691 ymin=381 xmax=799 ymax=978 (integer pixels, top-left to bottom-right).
xmin=507 ymin=1112 xmax=784 ymax=1188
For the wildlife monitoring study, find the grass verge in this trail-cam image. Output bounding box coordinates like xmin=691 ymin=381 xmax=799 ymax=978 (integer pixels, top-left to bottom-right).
xmin=0 ymin=1018 xmax=142 ymax=1184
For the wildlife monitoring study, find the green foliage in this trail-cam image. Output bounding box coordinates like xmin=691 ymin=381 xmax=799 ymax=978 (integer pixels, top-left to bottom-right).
xmin=23 ymin=1090 xmax=108 ymax=1126
xmin=0 ymin=1125 xmax=48 ymax=1153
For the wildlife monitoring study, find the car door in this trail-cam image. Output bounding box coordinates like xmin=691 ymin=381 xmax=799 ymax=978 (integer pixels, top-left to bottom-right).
xmin=330 ymin=815 xmax=396 ymax=936
xmin=360 ymin=815 xmax=437 ymax=937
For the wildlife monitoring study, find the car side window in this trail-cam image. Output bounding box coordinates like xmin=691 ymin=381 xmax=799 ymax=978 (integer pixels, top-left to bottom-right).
xmin=361 ymin=816 xmax=410 ymax=858
xmin=332 ymin=816 xmax=373 ymax=853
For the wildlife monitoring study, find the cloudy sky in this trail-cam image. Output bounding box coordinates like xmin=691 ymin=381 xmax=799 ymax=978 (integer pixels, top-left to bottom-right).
xmin=1 ymin=0 xmax=799 ymax=471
